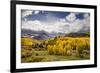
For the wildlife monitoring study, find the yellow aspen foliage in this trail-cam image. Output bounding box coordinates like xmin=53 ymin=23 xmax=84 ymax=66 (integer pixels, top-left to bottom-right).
xmin=47 ymin=45 xmax=54 ymax=54
xmin=21 ymin=37 xmax=34 ymax=59
xmin=47 ymin=37 xmax=90 ymax=56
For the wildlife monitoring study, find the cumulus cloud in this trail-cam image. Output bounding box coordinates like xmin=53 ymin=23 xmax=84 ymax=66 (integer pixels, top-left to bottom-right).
xmin=69 ymin=19 xmax=84 ymax=32
xmin=22 ymin=12 xmax=90 ymax=34
xmin=84 ymin=13 xmax=89 ymax=18
xmin=66 ymin=13 xmax=76 ymax=22
xmin=22 ymin=10 xmax=33 ymax=18
xmin=22 ymin=20 xmax=67 ymax=33
xmin=59 ymin=18 xmax=66 ymax=22
xmin=81 ymin=14 xmax=90 ymax=31
xmin=34 ymin=11 xmax=40 ymax=14
xmin=21 ymin=10 xmax=40 ymax=18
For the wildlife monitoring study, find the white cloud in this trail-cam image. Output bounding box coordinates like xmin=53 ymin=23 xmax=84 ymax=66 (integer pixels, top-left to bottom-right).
xmin=69 ymin=19 xmax=84 ymax=32
xmin=22 ymin=20 xmax=43 ymax=31
xmin=82 ymin=14 xmax=90 ymax=31
xmin=22 ymin=19 xmax=67 ymax=33
xmin=22 ymin=10 xmax=33 ymax=18
xmin=65 ymin=13 xmax=90 ymax=33
xmin=22 ymin=10 xmax=40 ymax=18
xmin=34 ymin=11 xmax=40 ymax=14
xmin=60 ymin=18 xmax=66 ymax=22
xmin=22 ymin=13 xmax=90 ymax=33
xmin=66 ymin=13 xmax=76 ymax=22
xmin=83 ymin=13 xmax=89 ymax=18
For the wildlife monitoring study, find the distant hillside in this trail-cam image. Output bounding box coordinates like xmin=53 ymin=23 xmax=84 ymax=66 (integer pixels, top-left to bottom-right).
xmin=21 ymin=29 xmax=58 ymax=40
xmin=65 ymin=32 xmax=90 ymax=37
xmin=21 ymin=29 xmax=90 ymax=40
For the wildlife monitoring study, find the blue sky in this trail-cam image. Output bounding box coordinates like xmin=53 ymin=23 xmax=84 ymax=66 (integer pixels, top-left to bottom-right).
xmin=21 ymin=10 xmax=90 ymax=33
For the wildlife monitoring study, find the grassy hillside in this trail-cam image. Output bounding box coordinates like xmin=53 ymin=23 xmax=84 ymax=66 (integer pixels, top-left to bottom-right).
xmin=21 ymin=35 xmax=90 ymax=63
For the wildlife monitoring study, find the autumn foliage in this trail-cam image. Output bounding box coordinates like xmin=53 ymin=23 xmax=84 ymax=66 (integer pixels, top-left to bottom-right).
xmin=21 ymin=35 xmax=90 ymax=62
xmin=47 ymin=36 xmax=90 ymax=57
xmin=21 ymin=37 xmax=33 ymax=58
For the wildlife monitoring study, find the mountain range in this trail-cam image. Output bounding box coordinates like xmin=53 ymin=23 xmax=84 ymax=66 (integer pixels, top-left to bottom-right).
xmin=21 ymin=29 xmax=90 ymax=40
